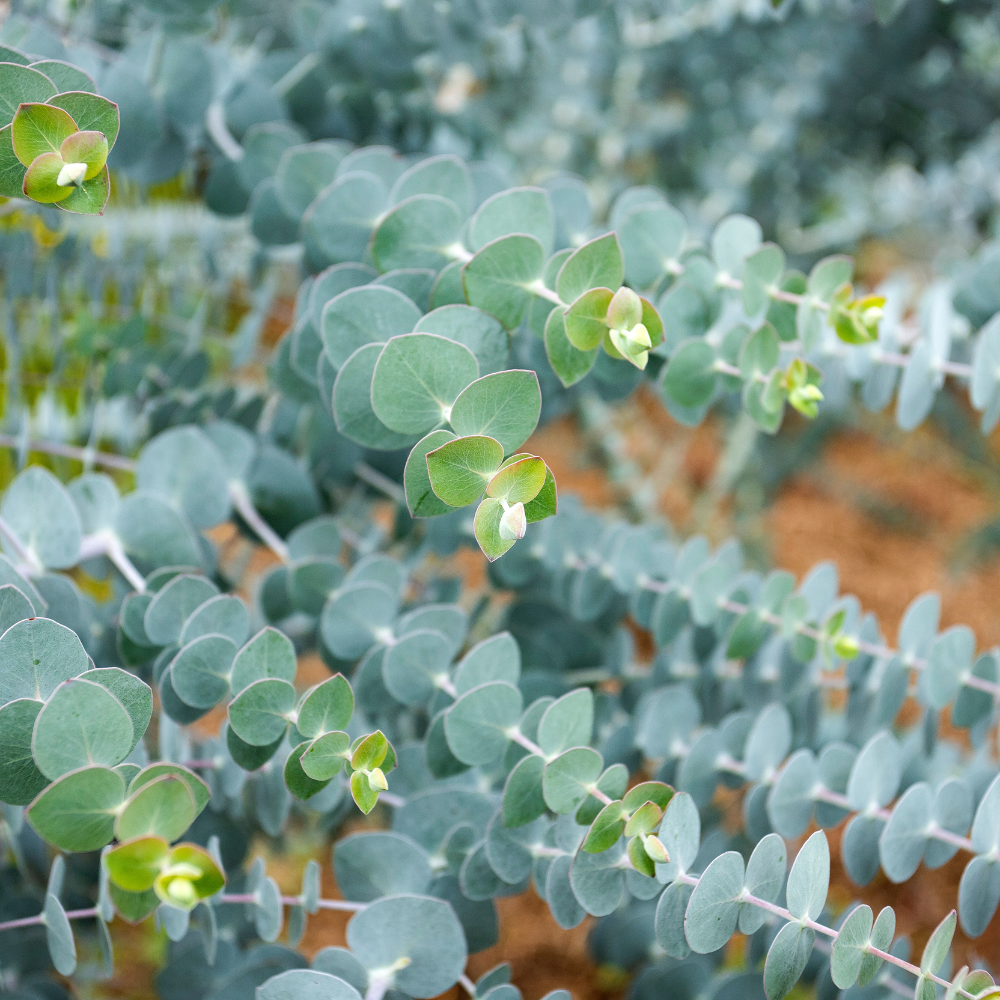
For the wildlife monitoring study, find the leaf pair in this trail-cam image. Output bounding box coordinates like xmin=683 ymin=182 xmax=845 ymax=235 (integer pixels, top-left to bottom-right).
xmin=9 ymin=101 xmax=115 ymax=214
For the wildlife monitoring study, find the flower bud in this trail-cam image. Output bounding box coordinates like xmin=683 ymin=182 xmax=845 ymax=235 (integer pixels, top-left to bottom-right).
xmin=166 ymin=877 xmax=197 ymax=909
xmin=499 ymin=501 xmax=527 ymax=541
xmin=607 ymin=286 xmax=643 ymax=331
xmin=368 ymin=767 xmax=388 ymax=791
xmin=56 ymin=162 xmax=87 ymax=187
xmin=642 ymin=834 xmax=671 ymax=864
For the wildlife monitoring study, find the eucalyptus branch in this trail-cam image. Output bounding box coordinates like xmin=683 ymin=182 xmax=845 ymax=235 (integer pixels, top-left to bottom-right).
xmin=228 ymin=481 xmax=289 ymax=563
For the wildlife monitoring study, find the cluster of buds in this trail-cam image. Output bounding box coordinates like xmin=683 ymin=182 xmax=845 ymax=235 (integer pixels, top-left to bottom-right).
xmin=606 ymin=287 xmax=652 ymax=370
xmin=782 ymin=358 xmax=825 ymax=419
xmin=829 ymin=283 xmax=885 ymax=345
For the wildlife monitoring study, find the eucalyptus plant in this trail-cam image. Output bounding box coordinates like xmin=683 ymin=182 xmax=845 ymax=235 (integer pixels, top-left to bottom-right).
xmin=2 ymin=6 xmax=1000 ymax=1000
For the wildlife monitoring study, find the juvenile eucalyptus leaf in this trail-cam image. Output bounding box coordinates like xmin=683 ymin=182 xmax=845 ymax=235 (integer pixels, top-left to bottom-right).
xmin=763 ymin=921 xmax=814 ymax=1000
xmin=346 ymin=894 xmax=467 ymax=998
xmin=445 ymin=682 xmax=523 ymax=766
xmin=684 ymin=851 xmax=745 ymax=953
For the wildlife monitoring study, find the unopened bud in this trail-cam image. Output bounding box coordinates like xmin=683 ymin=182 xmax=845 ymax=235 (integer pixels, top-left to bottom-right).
xmin=643 ymin=834 xmax=670 ymax=864
xmin=607 ymin=286 xmax=643 ymax=330
xmin=499 ymin=501 xmax=527 ymax=541
xmin=368 ymin=767 xmax=388 ymax=791
xmin=56 ymin=162 xmax=87 ymax=187
xmin=833 ymin=634 xmax=860 ymax=660
xmin=166 ymin=878 xmax=197 ymax=908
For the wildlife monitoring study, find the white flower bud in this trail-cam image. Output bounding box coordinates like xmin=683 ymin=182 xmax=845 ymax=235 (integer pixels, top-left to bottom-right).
xmin=499 ymin=501 xmax=526 ymax=541
xmin=56 ymin=162 xmax=87 ymax=187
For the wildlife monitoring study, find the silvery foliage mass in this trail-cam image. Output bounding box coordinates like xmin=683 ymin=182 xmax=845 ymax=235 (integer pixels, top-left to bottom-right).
xmin=2 ymin=9 xmax=1000 ymax=1000
xmin=2 ymin=0 xmax=1000 ymax=246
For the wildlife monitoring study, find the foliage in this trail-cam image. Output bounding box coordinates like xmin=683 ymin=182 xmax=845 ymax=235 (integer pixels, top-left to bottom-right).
xmin=1 ymin=5 xmax=1000 ymax=1000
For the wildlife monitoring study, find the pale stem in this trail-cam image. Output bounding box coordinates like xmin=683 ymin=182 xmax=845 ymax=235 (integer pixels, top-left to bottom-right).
xmin=78 ymin=530 xmax=147 ymax=593
xmin=458 ymin=974 xmax=478 ymax=997
xmin=0 ymin=434 xmax=136 ymax=471
xmin=505 ymin=728 xmax=547 ymax=759
xmin=436 ymin=675 xmax=458 ymax=698
xmin=590 ymin=787 xmax=614 ymax=806
xmin=215 ymin=892 xmax=365 ymax=911
xmin=524 ymin=280 xmax=565 ymax=307
xmin=205 ymin=102 xmax=245 ymax=161
xmin=354 ymin=462 xmax=405 ymax=504
xmin=0 ymin=515 xmax=39 ymax=571
xmin=364 ymin=974 xmax=392 ymax=1000
xmin=273 ymin=52 xmax=321 ymax=96
xmin=0 ymin=906 xmax=99 ymax=932
xmin=228 ymin=481 xmax=289 ymax=563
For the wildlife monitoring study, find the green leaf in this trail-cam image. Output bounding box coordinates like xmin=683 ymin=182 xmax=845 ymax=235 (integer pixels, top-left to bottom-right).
xmin=46 ymin=91 xmax=119 ymax=149
xmin=763 ymin=921 xmax=815 ymax=1000
xmin=414 ymin=305 xmax=509 ymax=376
xmin=486 ymin=457 xmax=546 ymax=503
xmin=29 ymin=60 xmax=96 ymax=94
xmin=258 ymin=970 xmax=362 ymax=1000
xmin=449 ymin=369 xmax=542 ymax=455
xmin=502 ymin=753 xmax=547 ymax=827
xmin=455 ymin=632 xmax=520 ymax=695
xmin=297 ymin=674 xmax=354 ymax=738
xmin=350 ymin=769 xmax=379 ymax=814
xmin=468 ymin=187 xmax=554 ymax=256
xmin=556 ymin=233 xmax=624 ymax=304
xmin=370 ymin=333 xmax=479 ymax=434
xmin=321 ymin=284 xmax=423 ymax=370
xmin=372 ymin=194 xmax=465 ymax=271
xmin=0 ymin=124 xmax=26 ymax=198
xmin=473 ymin=498 xmax=514 ymax=561
xmin=144 ymin=574 xmax=219 ymax=647
xmin=227 ymin=678 xmax=295 ymax=746
xmin=445 ymin=681 xmax=523 ymax=765
xmin=382 ymin=629 xmax=454 ymax=705
xmin=79 ymin=666 xmax=153 ymax=756
xmin=300 ymin=730 xmax=352 ymax=780
xmin=284 ymin=742 xmax=333 ymax=801
xmin=391 ymin=153 xmax=473 ymax=211
xmin=740 ymin=833 xmax=787 ymax=933
xmin=129 ymin=763 xmax=210 ymax=815
xmin=742 ymin=243 xmax=786 ymax=315
xmin=859 ymin=906 xmax=896 ymax=986
xmin=404 ymin=430 xmax=457 ymax=517
xmin=106 ymin=835 xmax=170 ymax=892
xmin=544 ymin=306 xmax=596 ymax=388
xmin=55 ymin=163 xmax=109 ymax=215
xmin=618 ymin=202 xmax=686 ymax=287
xmin=180 ymin=594 xmax=250 ymax=647
xmin=463 ymin=234 xmax=546 ymax=330
xmin=352 ymin=730 xmax=389 ymax=770
xmin=169 ymin=634 xmax=237 ymax=710
xmin=11 ymin=102 xmax=77 ymax=166
xmin=921 ymin=909 xmax=956 ymax=975
xmin=333 ymin=343 xmax=420 ymax=450
xmin=347 ymin=894 xmax=467 ymax=998
xmin=538 ymin=688 xmax=593 ymax=757
xmin=662 ymin=339 xmax=718 ymax=407
xmin=43 ymin=893 xmax=77 ymax=976
xmin=426 ymin=434 xmax=505 ymax=507
xmin=582 ymin=800 xmax=627 ymax=853
xmin=683 ymin=850 xmax=745 ymax=953
xmin=230 ymin=626 xmax=297 ymax=695
xmin=1 ymin=466 xmax=82 ymax=568
xmin=0 ymin=63 xmax=57 ymax=128
xmin=319 ymin=579 xmax=398 ymax=659
xmin=60 ymin=129 xmax=108 ymax=178
xmin=785 ymin=830 xmax=829 ymax=922
xmin=831 ymin=904 xmax=873 ymax=989
xmin=542 ymin=746 xmax=603 ymax=814
xmin=0 ymin=698 xmax=47 ymax=805
xmin=304 ymin=171 xmax=388 ymax=267
xmin=26 ymin=765 xmax=127 ymax=851
xmin=564 ymin=288 xmax=612 ymax=351
xmin=115 ymin=774 xmax=197 ymax=842
xmin=32 ymin=677 xmax=134 ymax=779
